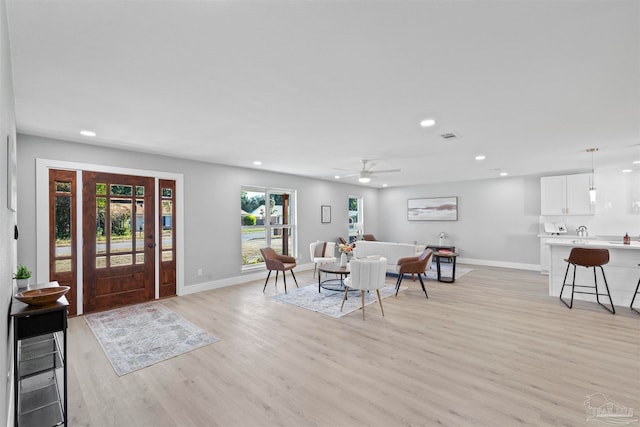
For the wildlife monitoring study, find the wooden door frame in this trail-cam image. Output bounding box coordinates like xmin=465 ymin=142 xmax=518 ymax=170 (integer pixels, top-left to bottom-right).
xmin=35 ymin=159 xmax=184 ymax=315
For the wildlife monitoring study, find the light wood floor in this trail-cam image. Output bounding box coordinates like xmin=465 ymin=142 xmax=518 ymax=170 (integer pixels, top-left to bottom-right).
xmin=68 ymin=265 xmax=640 ymax=426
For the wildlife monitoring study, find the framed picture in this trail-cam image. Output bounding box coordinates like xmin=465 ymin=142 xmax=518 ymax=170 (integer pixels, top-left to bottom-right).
xmin=7 ymin=135 xmax=17 ymax=212
xmin=408 ymin=197 xmax=458 ymax=221
xmin=321 ymin=205 xmax=331 ymax=223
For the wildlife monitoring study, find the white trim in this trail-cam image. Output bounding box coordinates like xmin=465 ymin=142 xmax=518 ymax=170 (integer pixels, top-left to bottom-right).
xmin=154 ymin=177 xmax=159 ymax=299
xmin=35 ymin=158 xmax=185 ymax=310
xmin=176 ymin=258 xmax=539 ymax=297
xmin=457 ymin=257 xmax=540 ymax=272
xmin=76 ymin=170 xmax=84 ymax=315
xmin=181 ymin=262 xmax=315 ymax=296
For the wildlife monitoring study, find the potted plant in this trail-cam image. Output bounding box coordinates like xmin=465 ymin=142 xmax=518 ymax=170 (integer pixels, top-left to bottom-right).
xmin=14 ymin=264 xmax=32 ymax=289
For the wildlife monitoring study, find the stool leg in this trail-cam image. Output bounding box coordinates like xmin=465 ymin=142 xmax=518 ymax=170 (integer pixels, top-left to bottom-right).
xmin=596 ymin=266 xmax=615 ymax=314
xmin=560 ymin=262 xmax=574 ymax=309
xmin=631 ymin=277 xmax=640 ymax=314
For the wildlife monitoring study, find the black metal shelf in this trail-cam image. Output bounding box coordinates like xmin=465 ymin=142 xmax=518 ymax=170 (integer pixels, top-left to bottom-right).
xmin=11 ymin=295 xmax=68 ymax=427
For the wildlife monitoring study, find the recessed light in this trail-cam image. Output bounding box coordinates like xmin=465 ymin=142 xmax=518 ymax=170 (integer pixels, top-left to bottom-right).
xmin=475 ymin=155 xmax=486 ymax=161
xmin=633 ymin=160 xmax=640 ymax=164
xmin=499 ymin=172 xmax=508 ymax=177
xmin=334 ymin=175 xmax=341 ymax=179
xmin=622 ymin=169 xmax=632 ymax=173
xmin=253 ymin=161 xmax=262 ymax=166
xmin=420 ymin=119 xmax=436 ymax=127
xmin=80 ymin=130 xmax=96 ymax=137
xmin=382 ymin=184 xmax=388 ymax=187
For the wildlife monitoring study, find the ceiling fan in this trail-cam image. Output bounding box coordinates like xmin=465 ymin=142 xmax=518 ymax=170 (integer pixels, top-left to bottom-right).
xmin=335 ymin=159 xmax=401 ymax=183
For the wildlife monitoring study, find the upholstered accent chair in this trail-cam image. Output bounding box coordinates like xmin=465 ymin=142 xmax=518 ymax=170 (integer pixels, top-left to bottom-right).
xmin=342 ymin=257 xmax=387 ymax=320
xmin=260 ymin=247 xmax=298 ymax=294
xmin=395 ymin=248 xmax=433 ymax=298
xmin=309 ymin=241 xmax=337 ymax=278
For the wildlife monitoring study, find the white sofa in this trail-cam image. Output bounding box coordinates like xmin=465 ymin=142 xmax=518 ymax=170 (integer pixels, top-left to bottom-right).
xmin=352 ymin=241 xmax=418 ymax=273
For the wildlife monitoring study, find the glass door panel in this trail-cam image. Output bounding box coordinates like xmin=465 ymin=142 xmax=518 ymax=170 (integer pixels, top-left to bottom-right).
xmin=49 ymin=170 xmax=77 ymax=315
xmin=109 ymin=199 xmax=133 ymax=254
xmin=159 ymin=179 xmax=176 ymax=297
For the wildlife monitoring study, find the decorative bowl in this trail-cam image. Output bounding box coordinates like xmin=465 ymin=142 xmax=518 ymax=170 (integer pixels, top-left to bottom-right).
xmin=15 ymin=286 xmax=70 ymax=306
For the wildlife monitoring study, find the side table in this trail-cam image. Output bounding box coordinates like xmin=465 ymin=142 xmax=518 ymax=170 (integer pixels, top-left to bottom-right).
xmin=11 ymin=294 xmax=68 ymax=426
xmin=433 ymin=251 xmax=459 ymax=283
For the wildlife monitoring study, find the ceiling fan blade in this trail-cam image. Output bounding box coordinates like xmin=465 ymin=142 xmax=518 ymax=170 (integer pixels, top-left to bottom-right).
xmin=371 ymin=169 xmax=401 ymax=174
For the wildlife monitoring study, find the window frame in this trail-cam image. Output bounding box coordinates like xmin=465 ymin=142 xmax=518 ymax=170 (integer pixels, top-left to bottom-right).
xmin=348 ymin=196 xmax=363 ymax=242
xmin=241 ymin=186 xmax=297 ymax=270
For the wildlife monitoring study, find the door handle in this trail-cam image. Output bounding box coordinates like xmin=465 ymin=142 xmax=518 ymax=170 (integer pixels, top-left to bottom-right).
xmin=148 ymin=243 xmax=156 ymax=248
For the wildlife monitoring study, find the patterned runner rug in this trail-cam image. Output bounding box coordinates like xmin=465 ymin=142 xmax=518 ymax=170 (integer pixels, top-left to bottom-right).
xmin=85 ymin=302 xmax=218 ymax=376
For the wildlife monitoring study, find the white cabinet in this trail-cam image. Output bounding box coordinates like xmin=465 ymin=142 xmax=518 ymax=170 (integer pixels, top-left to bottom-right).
xmin=541 ymin=173 xmax=594 ymax=215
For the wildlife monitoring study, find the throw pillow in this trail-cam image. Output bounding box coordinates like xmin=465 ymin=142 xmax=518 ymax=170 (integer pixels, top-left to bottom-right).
xmin=314 ymin=241 xmax=327 ymax=257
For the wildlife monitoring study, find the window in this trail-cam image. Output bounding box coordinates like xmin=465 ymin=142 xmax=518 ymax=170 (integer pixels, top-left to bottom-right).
xmin=348 ymin=196 xmax=363 ymax=242
xmin=241 ymin=187 xmax=296 ymax=268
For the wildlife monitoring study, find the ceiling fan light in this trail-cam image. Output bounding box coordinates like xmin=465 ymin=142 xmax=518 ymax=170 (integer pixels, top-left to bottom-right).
xmin=358 ymin=176 xmax=371 ymax=183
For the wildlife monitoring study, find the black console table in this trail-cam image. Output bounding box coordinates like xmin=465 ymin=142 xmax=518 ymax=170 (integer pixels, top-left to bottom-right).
xmin=11 ymin=296 xmax=68 ymax=427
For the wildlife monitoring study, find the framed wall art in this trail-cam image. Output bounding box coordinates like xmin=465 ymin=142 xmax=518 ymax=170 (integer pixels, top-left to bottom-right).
xmin=408 ymin=197 xmax=458 ymax=221
xmin=321 ymin=205 xmax=331 ymax=223
xmin=7 ymin=135 xmax=17 ymax=212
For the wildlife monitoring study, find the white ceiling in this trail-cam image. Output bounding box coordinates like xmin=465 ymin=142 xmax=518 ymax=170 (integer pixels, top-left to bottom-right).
xmin=6 ymin=0 xmax=640 ymax=187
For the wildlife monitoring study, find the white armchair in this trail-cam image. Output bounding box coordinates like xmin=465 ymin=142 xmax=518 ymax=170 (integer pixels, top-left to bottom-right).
xmin=342 ymin=257 xmax=387 ymax=320
xmin=309 ymin=241 xmax=337 ymax=278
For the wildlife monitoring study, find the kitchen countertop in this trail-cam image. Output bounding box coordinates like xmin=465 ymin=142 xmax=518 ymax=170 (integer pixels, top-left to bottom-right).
xmin=545 ymin=239 xmax=640 ymax=250
xmin=537 ymin=234 xmax=599 ymax=239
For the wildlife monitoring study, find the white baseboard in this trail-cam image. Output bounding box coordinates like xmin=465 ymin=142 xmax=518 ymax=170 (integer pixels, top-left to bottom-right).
xmin=458 ymin=257 xmax=540 ymax=272
xmin=179 ymin=262 xmax=315 ymax=296
xmin=180 ymin=259 xmax=540 ymax=296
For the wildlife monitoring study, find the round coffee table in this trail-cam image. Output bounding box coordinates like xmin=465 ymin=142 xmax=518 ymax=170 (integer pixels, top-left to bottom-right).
xmin=318 ymin=262 xmax=351 ymax=292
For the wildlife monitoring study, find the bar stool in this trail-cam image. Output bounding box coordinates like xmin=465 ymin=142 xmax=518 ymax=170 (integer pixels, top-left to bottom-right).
xmin=631 ymin=264 xmax=640 ymax=314
xmin=560 ymin=248 xmax=615 ymax=314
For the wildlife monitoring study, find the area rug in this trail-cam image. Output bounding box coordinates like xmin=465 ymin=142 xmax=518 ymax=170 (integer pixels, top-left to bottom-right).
xmin=85 ymin=302 xmax=218 ymax=376
xmin=272 ymin=284 xmax=403 ymax=318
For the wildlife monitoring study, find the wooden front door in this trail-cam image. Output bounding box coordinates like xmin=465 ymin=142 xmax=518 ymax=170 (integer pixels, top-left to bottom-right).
xmin=82 ymin=172 xmax=155 ymax=313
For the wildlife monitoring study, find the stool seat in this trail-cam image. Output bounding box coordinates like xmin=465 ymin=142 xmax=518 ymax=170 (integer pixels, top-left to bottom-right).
xmin=564 ymin=247 xmax=609 ymax=267
xmin=560 ymin=248 xmax=615 ymax=314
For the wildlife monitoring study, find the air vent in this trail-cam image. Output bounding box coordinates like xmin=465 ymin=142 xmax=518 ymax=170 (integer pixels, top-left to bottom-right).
xmin=440 ymin=132 xmax=460 ymax=140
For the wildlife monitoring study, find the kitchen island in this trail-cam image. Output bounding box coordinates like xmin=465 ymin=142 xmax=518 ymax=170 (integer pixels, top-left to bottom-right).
xmin=547 ymin=239 xmax=640 ymax=307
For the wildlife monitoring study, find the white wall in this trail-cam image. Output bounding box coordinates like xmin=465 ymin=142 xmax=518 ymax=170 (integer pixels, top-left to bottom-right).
xmin=0 ymin=0 xmax=16 ymax=423
xmin=378 ymin=176 xmax=542 ymax=270
xmin=16 ymin=134 xmax=379 ymax=291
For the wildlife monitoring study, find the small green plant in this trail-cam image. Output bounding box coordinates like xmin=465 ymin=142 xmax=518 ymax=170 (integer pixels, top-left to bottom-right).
xmin=14 ymin=264 xmax=31 ymax=280
xmin=242 ymin=214 xmax=257 ymax=226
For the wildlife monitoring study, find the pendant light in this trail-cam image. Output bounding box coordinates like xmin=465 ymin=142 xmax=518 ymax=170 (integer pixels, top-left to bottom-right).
xmin=587 ymin=148 xmax=598 ymax=204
